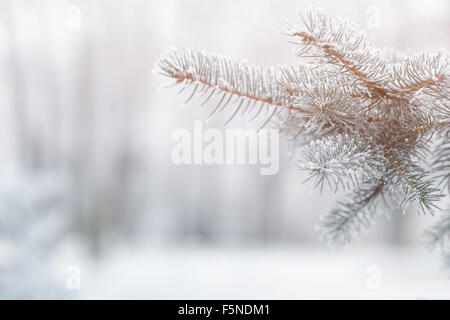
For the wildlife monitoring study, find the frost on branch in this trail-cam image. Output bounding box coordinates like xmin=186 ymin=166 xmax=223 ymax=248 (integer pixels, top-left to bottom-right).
xmin=154 ymin=8 xmax=450 ymax=266
xmin=296 ymin=135 xmax=386 ymax=192
xmin=285 ymin=8 xmax=391 ymax=89
xmin=154 ymin=47 xmax=288 ymax=127
xmin=318 ymin=182 xmax=388 ymax=245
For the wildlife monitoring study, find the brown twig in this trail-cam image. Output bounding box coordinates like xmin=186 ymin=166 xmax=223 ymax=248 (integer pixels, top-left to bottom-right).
xmin=170 ymin=70 xmax=314 ymax=115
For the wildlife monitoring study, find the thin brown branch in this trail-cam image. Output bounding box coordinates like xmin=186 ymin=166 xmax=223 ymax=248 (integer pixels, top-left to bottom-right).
xmin=392 ymin=74 xmax=446 ymax=94
xmin=293 ymin=32 xmax=391 ymax=97
xmin=170 ymin=70 xmax=314 ymax=115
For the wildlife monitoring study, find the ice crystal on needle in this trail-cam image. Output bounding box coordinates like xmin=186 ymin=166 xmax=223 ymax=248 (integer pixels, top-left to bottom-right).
xmin=154 ymin=8 xmax=450 ymax=265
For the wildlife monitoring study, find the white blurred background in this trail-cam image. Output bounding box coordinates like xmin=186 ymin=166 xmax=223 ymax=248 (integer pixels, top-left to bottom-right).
xmin=0 ymin=0 xmax=449 ymax=299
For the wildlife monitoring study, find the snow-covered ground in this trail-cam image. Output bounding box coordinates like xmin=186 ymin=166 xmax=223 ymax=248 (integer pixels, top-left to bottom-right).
xmin=51 ymin=244 xmax=450 ymax=299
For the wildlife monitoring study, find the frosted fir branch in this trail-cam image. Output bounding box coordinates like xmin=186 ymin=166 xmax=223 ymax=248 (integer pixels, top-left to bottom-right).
xmin=385 ymin=155 xmax=443 ymax=214
xmin=154 ymin=47 xmax=312 ymax=126
xmin=297 ymin=135 xmax=386 ymax=192
xmin=155 ymin=8 xmax=450 ymax=262
xmin=279 ymin=64 xmax=356 ymax=97
xmin=389 ymin=51 xmax=449 ymax=98
xmin=278 ymin=66 xmax=362 ymax=136
xmin=378 ymin=114 xmax=442 ymax=161
xmin=285 ymin=10 xmax=450 ymax=118
xmin=285 ymin=8 xmax=391 ymax=88
xmin=317 ymin=151 xmax=442 ymax=246
xmin=318 ymin=182 xmax=386 ymax=245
